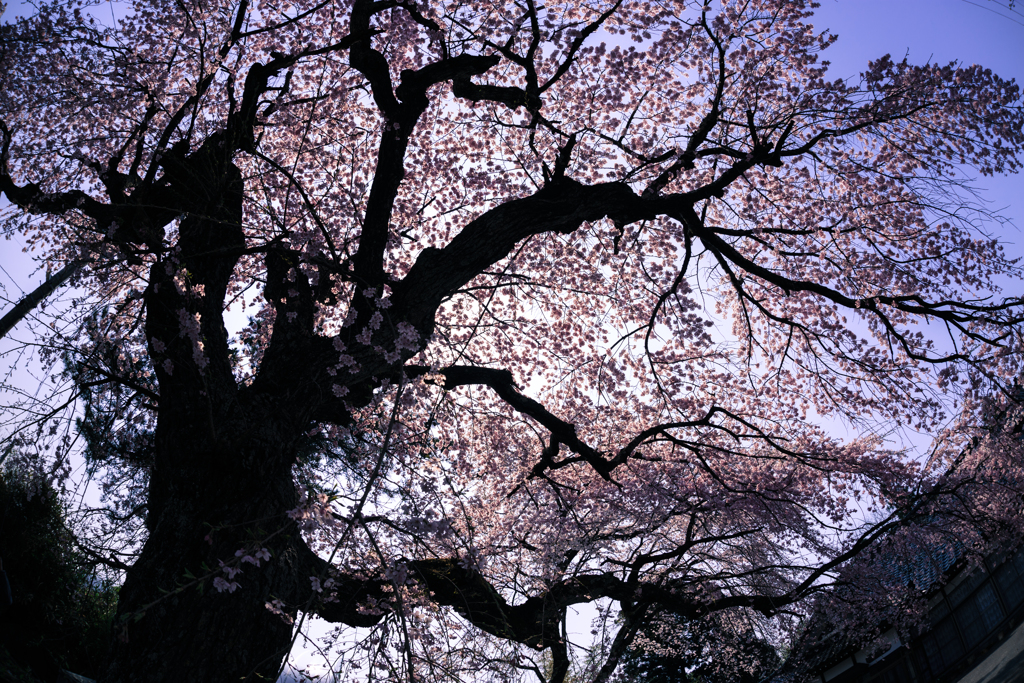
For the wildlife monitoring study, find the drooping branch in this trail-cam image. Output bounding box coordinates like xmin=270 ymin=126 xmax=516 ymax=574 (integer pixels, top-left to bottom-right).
xmin=432 ymin=365 xmax=609 ymax=477
xmin=590 ymin=602 xmax=649 ymax=683
xmin=408 ymin=365 xmax=818 ymax=482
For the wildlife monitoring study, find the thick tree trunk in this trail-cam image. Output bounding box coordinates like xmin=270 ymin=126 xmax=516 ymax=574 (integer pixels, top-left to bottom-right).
xmin=102 ymin=408 xmax=307 ymax=683
xmin=100 ymin=150 xmax=317 ymax=682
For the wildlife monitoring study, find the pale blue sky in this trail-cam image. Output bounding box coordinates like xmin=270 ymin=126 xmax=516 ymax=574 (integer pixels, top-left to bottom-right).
xmin=816 ymin=0 xmax=1022 ymax=78
xmin=812 ymin=0 xmax=1024 ymax=259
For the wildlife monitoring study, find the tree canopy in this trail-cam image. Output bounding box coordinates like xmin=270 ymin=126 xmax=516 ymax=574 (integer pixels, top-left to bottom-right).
xmin=1 ymin=0 xmax=1024 ymax=681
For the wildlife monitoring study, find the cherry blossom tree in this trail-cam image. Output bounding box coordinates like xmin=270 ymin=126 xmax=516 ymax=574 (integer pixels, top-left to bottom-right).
xmin=2 ymin=0 xmax=1024 ymax=680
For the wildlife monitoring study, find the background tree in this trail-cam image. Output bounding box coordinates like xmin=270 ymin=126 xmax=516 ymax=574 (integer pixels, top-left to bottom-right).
xmin=0 ymin=469 xmax=118 ymax=682
xmin=1 ymin=0 xmax=1024 ymax=681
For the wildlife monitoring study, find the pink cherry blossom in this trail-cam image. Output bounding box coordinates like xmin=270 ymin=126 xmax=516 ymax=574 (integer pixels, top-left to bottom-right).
xmin=0 ymin=0 xmax=1022 ymax=681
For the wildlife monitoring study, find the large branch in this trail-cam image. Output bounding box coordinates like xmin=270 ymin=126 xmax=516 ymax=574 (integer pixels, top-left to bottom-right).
xmin=281 ymin=536 xmax=387 ymax=628
xmin=227 ymin=33 xmax=365 ymax=153
xmin=2 ymin=120 xmax=173 ymax=249
xmin=0 ymin=260 xmax=84 ymax=339
xmin=304 ymin=550 xmax=634 ymax=648
xmin=317 ymin=111 xmax=1020 ymax=427
xmin=302 ymin=550 xmax=820 ymax=644
xmin=1 ymin=121 xmax=113 ymax=221
xmin=389 ymin=140 xmax=789 ymax=336
xmin=349 ymin=22 xmax=506 ymax=290
xmin=450 ymin=78 xmax=539 ymax=111
xmin=291 ymin=507 xmax=959 ymax=659
xmin=392 ymin=177 xmax=654 ymax=334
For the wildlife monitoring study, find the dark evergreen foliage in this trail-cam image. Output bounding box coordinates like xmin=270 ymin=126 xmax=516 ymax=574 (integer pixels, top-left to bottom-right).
xmin=0 ymin=473 xmax=117 ymax=682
